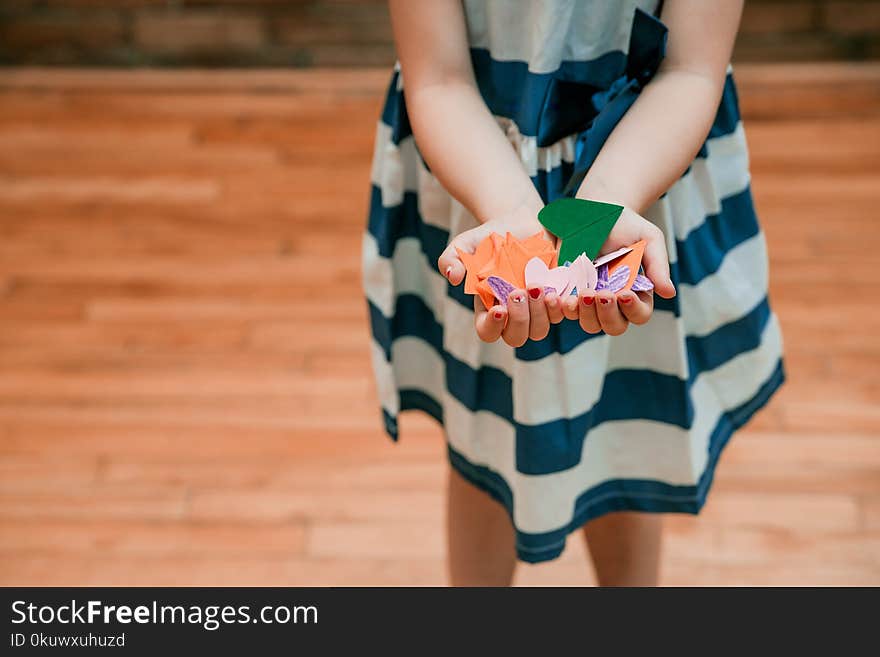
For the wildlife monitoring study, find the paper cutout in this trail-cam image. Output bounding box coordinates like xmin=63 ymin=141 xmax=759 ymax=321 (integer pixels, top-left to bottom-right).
xmin=456 ymin=237 xmax=496 ymax=294
xmin=457 ymin=230 xmax=652 ymax=307
xmin=606 ymin=265 xmax=631 ymax=292
xmin=522 ymin=232 xmax=553 ymax=253
xmin=596 ymin=264 xmax=609 ymax=289
xmin=524 ymin=257 xmax=573 ymax=297
xmin=475 ymin=279 xmax=497 ymax=310
xmin=487 ymin=276 xmax=515 ymax=306
xmin=537 ymin=198 xmax=624 ymax=265
xmin=594 ymin=245 xmax=633 ymax=268
xmin=606 ymin=239 xmax=646 ymax=292
xmin=631 ymin=274 xmax=654 ymax=292
xmin=568 ymin=254 xmax=598 ymax=294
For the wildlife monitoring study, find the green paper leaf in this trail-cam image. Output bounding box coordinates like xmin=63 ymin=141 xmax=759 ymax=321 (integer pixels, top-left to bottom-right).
xmin=538 ymin=198 xmax=623 ymax=265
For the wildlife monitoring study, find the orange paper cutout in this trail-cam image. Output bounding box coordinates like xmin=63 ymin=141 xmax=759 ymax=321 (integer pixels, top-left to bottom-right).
xmin=475 ymin=280 xmax=497 ymax=310
xmin=459 ymin=232 xmax=555 ymax=303
xmin=606 ymin=239 xmax=646 ymax=292
xmin=457 ymin=231 xmax=646 ymax=307
xmin=456 ymin=237 xmax=496 ymax=294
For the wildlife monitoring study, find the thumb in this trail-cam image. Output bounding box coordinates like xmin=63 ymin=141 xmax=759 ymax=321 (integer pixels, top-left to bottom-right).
xmin=437 ymin=226 xmax=489 ymax=287
xmin=437 ymin=241 xmax=466 ymax=286
xmin=642 ymin=227 xmax=676 ymax=299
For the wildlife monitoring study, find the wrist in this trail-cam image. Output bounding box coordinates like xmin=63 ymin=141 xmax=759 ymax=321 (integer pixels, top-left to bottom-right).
xmin=576 ymin=174 xmax=644 ymax=214
xmin=482 ymin=189 xmax=544 ymax=228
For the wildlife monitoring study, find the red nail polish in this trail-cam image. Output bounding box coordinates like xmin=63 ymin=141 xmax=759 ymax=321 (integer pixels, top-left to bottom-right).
xmin=494 ymin=311 xmax=503 ymax=320
xmin=528 ymin=287 xmax=541 ymax=299
xmin=619 ymin=296 xmax=633 ymax=304
xmin=582 ymin=296 xmax=594 ymax=306
xmin=599 ymin=298 xmax=610 ymax=305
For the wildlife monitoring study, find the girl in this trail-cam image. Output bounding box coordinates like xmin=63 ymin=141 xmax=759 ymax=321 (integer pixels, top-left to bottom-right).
xmin=364 ymin=0 xmax=784 ymax=585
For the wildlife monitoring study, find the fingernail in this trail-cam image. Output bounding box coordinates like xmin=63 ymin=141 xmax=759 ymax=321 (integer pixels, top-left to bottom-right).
xmin=444 ymin=266 xmax=453 ymax=279
xmin=582 ymin=295 xmax=594 ymax=306
xmin=528 ymin=287 xmax=541 ymax=300
xmin=494 ymin=311 xmax=503 ymax=320
xmin=619 ymin=295 xmax=633 ymax=304
xmin=599 ymin=297 xmax=610 ymax=305
xmin=511 ymin=294 xmax=525 ymax=304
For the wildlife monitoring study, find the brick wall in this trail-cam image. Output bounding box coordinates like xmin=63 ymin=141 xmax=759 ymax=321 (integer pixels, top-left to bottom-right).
xmin=1 ymin=1 xmax=879 ymax=67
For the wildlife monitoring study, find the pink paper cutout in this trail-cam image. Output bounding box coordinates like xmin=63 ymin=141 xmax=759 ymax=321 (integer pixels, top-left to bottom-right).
xmin=568 ymin=254 xmax=598 ymax=294
xmin=523 ymin=257 xmax=572 ymax=297
xmin=593 ymin=246 xmax=633 ymax=268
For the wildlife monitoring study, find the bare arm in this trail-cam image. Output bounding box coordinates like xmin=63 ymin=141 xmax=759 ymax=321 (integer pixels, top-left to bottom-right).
xmin=389 ymin=0 xmax=543 ymax=227
xmin=391 ymin=0 xmax=558 ymax=348
xmin=577 ymin=0 xmax=744 ymax=212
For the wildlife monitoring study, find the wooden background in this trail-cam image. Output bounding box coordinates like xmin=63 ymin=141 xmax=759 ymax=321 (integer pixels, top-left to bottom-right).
xmin=0 ymin=64 xmax=878 ymax=585
xmin=2 ymin=0 xmax=880 ymax=66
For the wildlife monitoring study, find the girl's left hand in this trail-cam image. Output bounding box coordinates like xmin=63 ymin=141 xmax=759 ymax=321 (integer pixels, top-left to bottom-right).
xmin=561 ymin=286 xmax=655 ymax=336
xmin=560 ymin=205 xmax=674 ymax=336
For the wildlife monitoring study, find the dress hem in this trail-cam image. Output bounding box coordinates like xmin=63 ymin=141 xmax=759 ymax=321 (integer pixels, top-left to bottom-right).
xmin=380 ymin=359 xmax=785 ymax=564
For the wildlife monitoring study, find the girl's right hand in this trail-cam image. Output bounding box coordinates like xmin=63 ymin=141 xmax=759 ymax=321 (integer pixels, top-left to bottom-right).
xmin=437 ymin=201 xmax=566 ymax=348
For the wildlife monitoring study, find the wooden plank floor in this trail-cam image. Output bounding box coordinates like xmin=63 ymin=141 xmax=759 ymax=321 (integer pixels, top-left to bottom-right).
xmin=0 ymin=65 xmax=878 ymax=586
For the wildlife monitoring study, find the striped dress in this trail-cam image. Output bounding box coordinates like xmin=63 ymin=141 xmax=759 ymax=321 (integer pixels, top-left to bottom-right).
xmin=363 ymin=0 xmax=785 ymax=563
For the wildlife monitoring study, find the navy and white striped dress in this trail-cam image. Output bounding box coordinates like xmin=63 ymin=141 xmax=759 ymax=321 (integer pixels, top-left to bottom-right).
xmin=363 ymin=0 xmax=784 ymax=563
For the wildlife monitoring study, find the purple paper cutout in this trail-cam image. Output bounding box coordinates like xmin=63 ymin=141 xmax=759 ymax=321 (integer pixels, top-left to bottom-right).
xmin=631 ymin=274 xmax=654 ymax=292
xmin=487 ymin=276 xmax=515 ymax=306
xmin=595 ymin=264 xmax=609 ymax=290
xmin=606 ymin=265 xmax=630 ymax=292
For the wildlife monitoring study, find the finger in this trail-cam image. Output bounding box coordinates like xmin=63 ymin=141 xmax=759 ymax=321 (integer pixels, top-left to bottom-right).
xmin=501 ymin=289 xmax=529 ymax=347
xmin=545 ymin=292 xmax=565 ymax=324
xmin=617 ymin=290 xmax=653 ymax=325
xmin=526 ymin=286 xmax=550 ymax=341
xmin=642 ymin=224 xmax=676 ymax=299
xmin=474 ymin=304 xmax=508 ymax=342
xmin=578 ymin=292 xmax=602 ymax=334
xmin=437 ymin=241 xmax=466 ymax=286
xmin=595 ymin=291 xmax=629 ymax=336
xmin=562 ymin=293 xmax=580 ymax=321
xmin=437 ymin=225 xmax=491 ymax=287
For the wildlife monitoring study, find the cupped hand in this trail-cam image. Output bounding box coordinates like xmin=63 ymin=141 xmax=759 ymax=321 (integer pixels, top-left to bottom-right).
xmin=602 ymin=205 xmax=676 ymax=299
xmin=439 ymin=203 xmax=675 ymax=343
xmin=560 ymin=205 xmax=674 ymax=335
xmin=437 ymin=203 xmax=565 ymax=348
